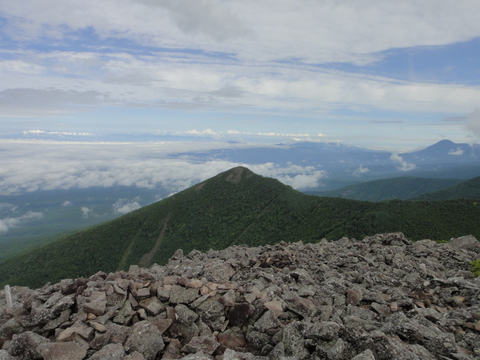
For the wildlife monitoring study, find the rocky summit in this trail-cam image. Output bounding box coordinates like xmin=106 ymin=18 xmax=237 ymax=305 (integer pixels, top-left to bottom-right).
xmin=1 ymin=233 xmax=480 ymax=360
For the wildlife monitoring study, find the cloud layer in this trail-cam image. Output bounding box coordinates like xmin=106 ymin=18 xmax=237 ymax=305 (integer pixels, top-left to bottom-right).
xmin=113 ymin=198 xmax=142 ymax=215
xmin=0 ymin=140 xmax=327 ymax=195
xmin=0 ymin=211 xmax=43 ymax=234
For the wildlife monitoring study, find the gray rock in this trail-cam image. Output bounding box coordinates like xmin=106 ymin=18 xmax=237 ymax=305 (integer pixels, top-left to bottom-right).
xmin=37 ymin=339 xmax=89 ymax=360
xmin=82 ymin=291 xmax=107 ymax=316
xmin=352 ymin=349 xmax=375 ymax=360
xmin=169 ymin=285 xmax=200 ymax=305
xmin=87 ymin=343 xmax=125 ymax=360
xmin=203 ymin=260 xmax=235 ymax=282
xmin=181 ymin=335 xmax=220 ymax=355
xmin=254 ymin=310 xmax=281 ymax=333
xmin=449 ymin=235 xmax=480 ymax=251
xmin=9 ymin=331 xmax=50 ymax=360
xmin=124 ymin=320 xmax=164 ymax=360
xmin=175 ymin=303 xmax=199 ymax=325
xmin=2 ymin=232 xmax=480 ymax=360
xmin=196 ymin=298 xmax=225 ymax=331
xmin=218 ymin=327 xmax=247 ymax=352
xmin=220 ymin=289 xmax=236 ymax=306
xmin=123 ymin=351 xmax=146 ymax=360
xmin=0 ymin=350 xmax=16 ymax=360
xmin=282 ymin=322 xmax=309 ymax=360
xmin=303 ymin=321 xmax=343 ymax=342
xmin=138 ymin=296 xmax=165 ymax=316
xmin=347 ymin=288 xmax=363 ymax=306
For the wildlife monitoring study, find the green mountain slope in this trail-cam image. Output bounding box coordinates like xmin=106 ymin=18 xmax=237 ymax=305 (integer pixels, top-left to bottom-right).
xmin=308 ymin=177 xmax=463 ymax=201
xmin=415 ymin=176 xmax=480 ymax=201
xmin=2 ymin=167 xmax=480 ymax=288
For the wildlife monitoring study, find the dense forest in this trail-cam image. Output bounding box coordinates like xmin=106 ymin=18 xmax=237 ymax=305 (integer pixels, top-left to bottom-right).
xmin=1 ymin=167 xmax=480 ymax=288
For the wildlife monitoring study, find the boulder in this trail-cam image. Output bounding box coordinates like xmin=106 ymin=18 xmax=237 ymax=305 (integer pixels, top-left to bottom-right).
xmin=124 ymin=320 xmax=164 ymax=360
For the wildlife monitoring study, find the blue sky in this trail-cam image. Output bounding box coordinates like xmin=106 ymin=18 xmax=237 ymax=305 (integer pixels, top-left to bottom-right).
xmin=0 ymin=0 xmax=480 ymax=149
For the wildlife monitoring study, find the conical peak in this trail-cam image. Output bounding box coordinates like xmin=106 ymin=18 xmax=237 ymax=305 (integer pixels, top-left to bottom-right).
xmin=224 ymin=166 xmax=254 ymax=183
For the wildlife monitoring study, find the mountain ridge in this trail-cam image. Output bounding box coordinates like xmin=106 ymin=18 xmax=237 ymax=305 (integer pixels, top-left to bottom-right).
xmin=2 ymin=166 xmax=480 ymax=288
xmin=308 ymin=176 xmax=465 ymax=201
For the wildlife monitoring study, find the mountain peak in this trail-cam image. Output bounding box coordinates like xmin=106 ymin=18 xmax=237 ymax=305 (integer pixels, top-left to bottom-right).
xmin=224 ymin=166 xmax=254 ymax=183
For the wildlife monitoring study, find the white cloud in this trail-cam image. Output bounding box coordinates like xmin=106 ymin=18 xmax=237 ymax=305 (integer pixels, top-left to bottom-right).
xmin=0 ymin=88 xmax=109 ymax=116
xmin=390 ymin=154 xmax=416 ymax=171
xmin=0 ymin=1 xmax=479 ymax=120
xmin=113 ymin=198 xmax=141 ymax=215
xmin=81 ymin=207 xmax=91 ymax=218
xmin=0 ymin=211 xmax=43 ymax=234
xmin=465 ymin=109 xmax=480 ymax=139
xmin=184 ymin=129 xmax=222 ymax=138
xmin=139 ymin=0 xmax=254 ymax=42
xmin=0 ymin=203 xmax=18 ymax=213
xmin=0 ymin=60 xmax=44 ymax=74
xmin=353 ymin=165 xmax=370 ymax=176
xmin=61 ymin=201 xmax=73 ymax=207
xmin=0 ymin=140 xmax=326 ymax=195
xmin=23 ymin=130 xmax=94 ymax=137
xmin=3 ymin=0 xmax=480 ymax=64
xmin=448 ymin=148 xmax=464 ymax=156
xmin=248 ymin=163 xmax=327 ymax=189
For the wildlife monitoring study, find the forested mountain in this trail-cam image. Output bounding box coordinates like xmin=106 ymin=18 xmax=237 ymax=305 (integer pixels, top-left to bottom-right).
xmin=308 ymin=177 xmax=463 ymax=201
xmin=1 ymin=167 xmax=480 ymax=288
xmin=415 ymin=176 xmax=480 ymax=201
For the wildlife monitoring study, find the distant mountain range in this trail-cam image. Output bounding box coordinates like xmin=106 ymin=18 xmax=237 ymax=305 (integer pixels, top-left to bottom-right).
xmin=400 ymin=139 xmax=480 ymax=165
xmin=2 ymin=139 xmax=479 ymax=260
xmin=183 ymin=139 xmax=480 ymax=190
xmin=308 ymin=176 xmax=480 ymax=202
xmin=2 ymin=166 xmax=480 ymax=288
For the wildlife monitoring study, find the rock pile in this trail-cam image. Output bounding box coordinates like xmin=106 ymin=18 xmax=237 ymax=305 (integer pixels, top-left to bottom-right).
xmin=1 ymin=233 xmax=480 ymax=359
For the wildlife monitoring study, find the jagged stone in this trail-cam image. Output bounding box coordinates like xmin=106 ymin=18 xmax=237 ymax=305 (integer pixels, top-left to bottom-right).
xmin=449 ymin=235 xmax=480 ymax=251
xmin=254 ymin=310 xmax=281 ymax=333
xmin=282 ymin=322 xmax=309 ymax=359
xmin=138 ymin=296 xmax=165 ymax=316
xmin=203 ymin=260 xmax=235 ymax=282
xmin=9 ymin=331 xmax=50 ymax=360
xmin=219 ymin=289 xmax=236 ymax=306
xmin=228 ymin=303 xmax=254 ymax=326
xmin=302 ymin=321 xmax=343 ymax=342
xmin=113 ymin=299 xmax=135 ymax=325
xmin=352 ymin=349 xmax=375 ymax=360
xmin=181 ymin=335 xmax=220 ymax=355
xmin=169 ymin=285 xmax=199 ymax=305
xmin=0 ymin=350 xmax=16 ymax=360
xmin=82 ymin=291 xmax=107 ymax=316
xmin=1 ymin=233 xmax=480 ymax=360
xmin=175 ymin=304 xmax=199 ymax=325
xmin=218 ymin=327 xmax=247 ymax=351
xmin=57 ymin=320 xmax=94 ymax=342
xmin=123 ymin=351 xmax=146 ymax=360
xmin=196 ymin=298 xmax=225 ymax=331
xmin=124 ymin=320 xmax=164 ymax=360
xmin=37 ymin=339 xmax=89 ymax=360
xmin=263 ymin=300 xmax=284 ymax=317
xmin=347 ymin=288 xmax=363 ymax=306
xmin=88 ymin=343 xmax=125 ymax=360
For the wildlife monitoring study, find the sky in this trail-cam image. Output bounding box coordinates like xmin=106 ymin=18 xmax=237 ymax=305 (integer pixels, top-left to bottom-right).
xmin=1 ymin=0 xmax=480 ymax=199
xmin=1 ymin=0 xmax=479 ymax=148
